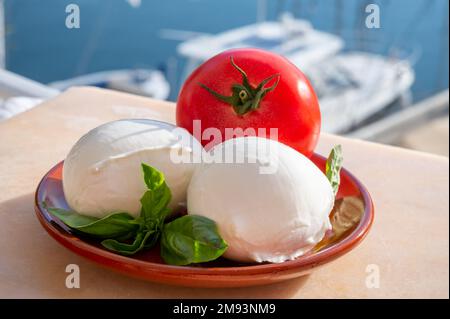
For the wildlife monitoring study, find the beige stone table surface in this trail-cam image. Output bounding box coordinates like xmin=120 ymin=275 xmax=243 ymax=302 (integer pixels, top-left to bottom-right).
xmin=0 ymin=87 xmax=448 ymax=298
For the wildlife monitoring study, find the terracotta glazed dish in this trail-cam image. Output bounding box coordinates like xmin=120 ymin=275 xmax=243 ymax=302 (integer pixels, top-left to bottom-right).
xmin=35 ymin=153 xmax=374 ymax=288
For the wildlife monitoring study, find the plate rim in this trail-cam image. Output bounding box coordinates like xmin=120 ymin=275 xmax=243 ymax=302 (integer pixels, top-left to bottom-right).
xmin=34 ymin=154 xmax=374 ymax=277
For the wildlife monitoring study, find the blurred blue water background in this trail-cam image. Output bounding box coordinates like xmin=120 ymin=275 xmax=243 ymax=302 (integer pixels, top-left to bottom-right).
xmin=4 ymin=0 xmax=449 ymax=101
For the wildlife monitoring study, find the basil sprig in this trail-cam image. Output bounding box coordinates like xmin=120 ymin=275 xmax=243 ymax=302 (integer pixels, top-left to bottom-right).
xmin=161 ymin=215 xmax=228 ymax=266
xmin=325 ymin=145 xmax=343 ymax=196
xmin=47 ymin=163 xmax=228 ymax=264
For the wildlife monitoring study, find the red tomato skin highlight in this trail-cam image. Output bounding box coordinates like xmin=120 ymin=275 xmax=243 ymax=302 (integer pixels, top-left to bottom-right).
xmin=176 ymin=48 xmax=321 ymax=158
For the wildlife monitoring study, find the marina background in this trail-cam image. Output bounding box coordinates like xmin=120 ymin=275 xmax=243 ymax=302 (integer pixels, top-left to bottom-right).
xmin=4 ymin=0 xmax=449 ymax=102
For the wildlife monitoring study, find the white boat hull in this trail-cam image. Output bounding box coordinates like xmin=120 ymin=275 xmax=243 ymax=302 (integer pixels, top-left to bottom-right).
xmin=305 ymin=52 xmax=415 ymax=133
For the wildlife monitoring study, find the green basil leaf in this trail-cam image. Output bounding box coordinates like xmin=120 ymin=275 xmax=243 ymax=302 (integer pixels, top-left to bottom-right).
xmin=115 ymin=230 xmax=137 ymax=242
xmin=161 ymin=215 xmax=228 ymax=266
xmin=140 ymin=190 xmax=171 ymax=221
xmin=101 ymin=230 xmax=154 ymax=256
xmin=142 ymin=163 xmax=165 ymax=191
xmin=48 ymin=208 xmax=138 ymax=239
xmin=48 ymin=207 xmax=99 ymax=225
xmin=326 ymin=145 xmax=344 ymax=196
xmin=140 ymin=163 xmax=172 ymax=223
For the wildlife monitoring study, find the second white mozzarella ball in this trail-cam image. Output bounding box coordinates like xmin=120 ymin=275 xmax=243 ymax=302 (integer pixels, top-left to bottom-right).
xmin=187 ymin=136 xmax=334 ymax=263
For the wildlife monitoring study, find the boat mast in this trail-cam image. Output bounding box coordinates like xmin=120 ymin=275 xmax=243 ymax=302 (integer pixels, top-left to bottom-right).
xmin=0 ymin=0 xmax=5 ymax=69
xmin=437 ymin=0 xmax=449 ymax=88
xmin=334 ymin=0 xmax=343 ymax=36
xmin=256 ymin=0 xmax=267 ymax=23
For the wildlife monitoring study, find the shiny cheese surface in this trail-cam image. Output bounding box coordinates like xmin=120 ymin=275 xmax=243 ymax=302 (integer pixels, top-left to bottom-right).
xmin=187 ymin=136 xmax=334 ymax=263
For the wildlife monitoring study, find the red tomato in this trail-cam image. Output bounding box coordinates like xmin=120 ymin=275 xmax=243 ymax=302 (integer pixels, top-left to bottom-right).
xmin=176 ymin=48 xmax=321 ymax=157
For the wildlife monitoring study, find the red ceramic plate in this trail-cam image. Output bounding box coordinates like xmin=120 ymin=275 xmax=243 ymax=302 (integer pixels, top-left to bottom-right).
xmin=35 ymin=154 xmax=374 ymax=288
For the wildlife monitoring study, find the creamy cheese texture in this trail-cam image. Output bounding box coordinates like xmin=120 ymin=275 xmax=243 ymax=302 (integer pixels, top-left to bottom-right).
xmin=187 ymin=136 xmax=334 ymax=263
xmin=63 ymin=119 xmax=200 ymax=218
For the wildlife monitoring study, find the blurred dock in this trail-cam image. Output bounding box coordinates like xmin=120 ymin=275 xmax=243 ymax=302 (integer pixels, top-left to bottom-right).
xmin=347 ymin=90 xmax=449 ymax=157
xmin=398 ymin=115 xmax=449 ymax=157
